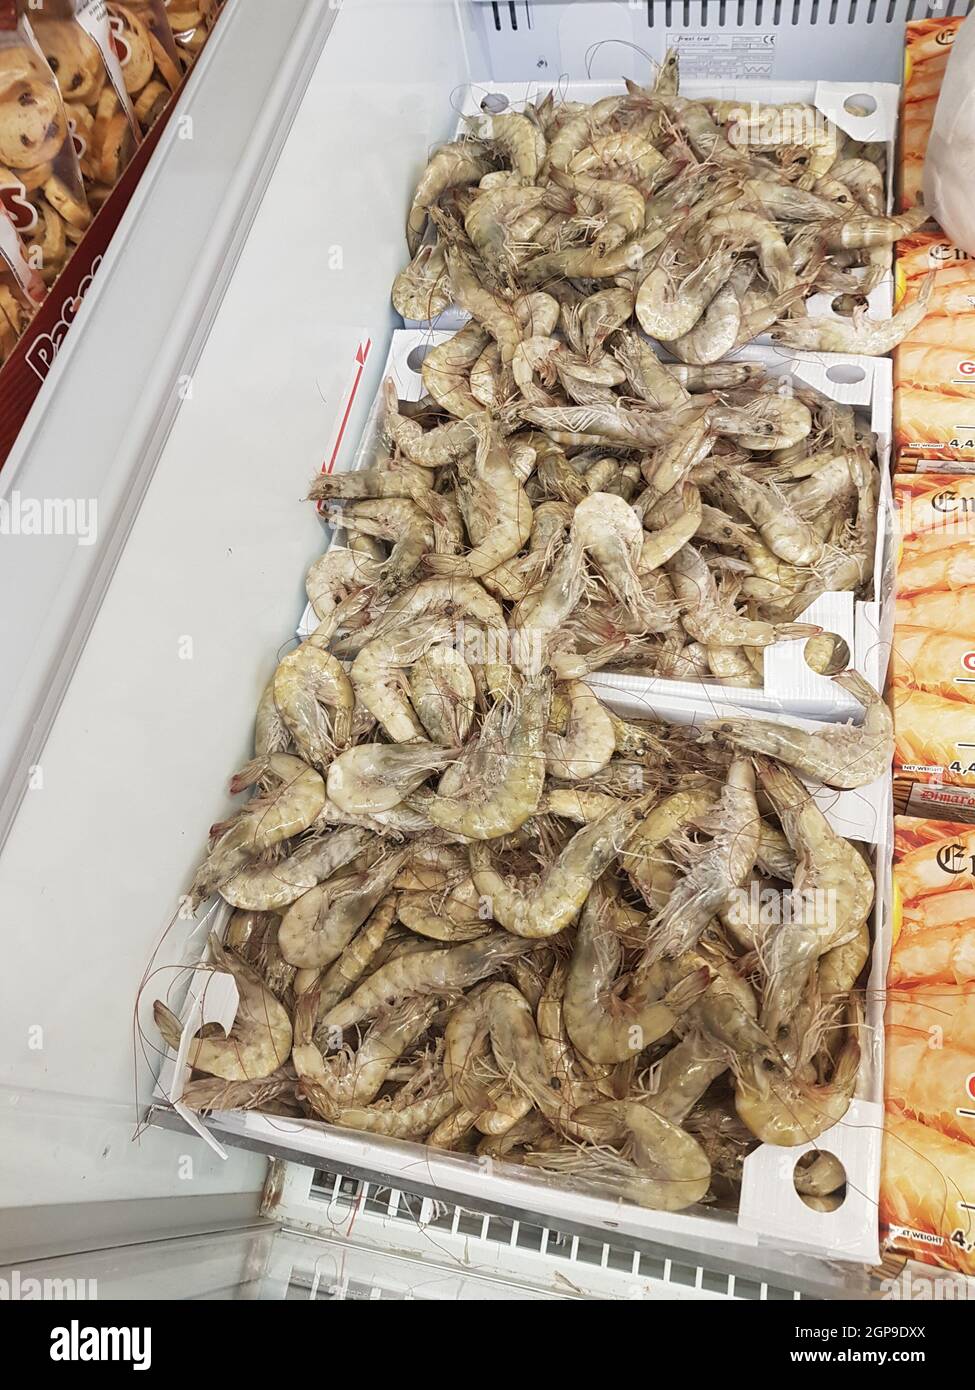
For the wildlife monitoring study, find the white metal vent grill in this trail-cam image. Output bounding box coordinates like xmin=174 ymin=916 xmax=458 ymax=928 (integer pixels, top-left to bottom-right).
xmin=264 ymin=1162 xmax=809 ymax=1300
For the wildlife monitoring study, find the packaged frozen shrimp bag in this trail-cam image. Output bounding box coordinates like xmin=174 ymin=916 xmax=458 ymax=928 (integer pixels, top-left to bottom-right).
xmin=29 ymin=0 xmax=140 ymax=212
xmin=0 ymin=3 xmax=91 ymax=288
xmin=882 ymin=815 xmax=975 ymax=1275
xmin=898 ymin=15 xmax=963 ymax=213
xmin=107 ymin=1 xmax=180 ymax=132
xmin=890 ymin=473 xmax=975 ymax=792
xmin=893 ymin=233 xmax=975 ymax=467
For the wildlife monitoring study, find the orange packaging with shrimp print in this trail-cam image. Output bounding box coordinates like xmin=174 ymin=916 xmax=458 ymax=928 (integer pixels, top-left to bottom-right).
xmin=894 ymin=19 xmax=975 ymax=471
xmin=891 ymin=472 xmax=975 ymax=817
xmin=899 ymin=16 xmax=963 ymax=214
xmin=893 ymin=233 xmax=975 ymax=470
xmin=882 ymin=815 xmax=975 ymax=1275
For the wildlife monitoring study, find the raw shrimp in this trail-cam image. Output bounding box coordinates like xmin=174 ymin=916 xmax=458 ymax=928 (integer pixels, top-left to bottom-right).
xmin=190 ymin=755 xmax=326 ymax=905
xmin=426 ymin=417 xmax=533 ymax=579
xmin=612 ymin=329 xmax=689 ymax=411
xmin=564 ymin=881 xmax=711 ymax=1064
xmin=571 ymin=491 xmax=664 ymax=628
xmin=326 ymin=742 xmax=456 ymax=817
xmin=545 ymin=680 xmax=617 ymax=780
xmin=313 ymin=895 xmax=398 ymax=1015
xmin=398 ymin=875 xmax=488 ymax=943
xmin=754 ymin=758 xmax=874 ymax=1053
xmin=646 ymin=759 xmax=760 ymax=961
xmin=636 ymin=244 xmax=737 ymax=341
xmin=444 ymin=982 xmax=558 ymax=1127
xmin=391 ymin=242 xmax=451 ymax=321
xmin=382 ymin=382 xmax=476 ymax=470
xmin=563 ymin=1100 xmax=712 ymax=1212
xmin=351 ymin=616 xmax=456 ymax=742
xmin=278 ymin=847 xmax=407 ymax=970
xmin=469 ymin=800 xmax=639 ymax=939
xmin=323 ymin=931 xmax=533 ymax=1030
xmin=304 ymin=546 xmax=382 ymax=632
xmin=735 ymin=1021 xmax=861 ymax=1146
xmin=154 ymin=934 xmax=292 ymax=1081
xmin=624 ymin=783 xmax=719 ymax=903
xmin=254 ymin=680 xmax=293 ymax=758
xmin=717 ymin=471 xmax=821 ymax=565
xmin=325 ymin=1089 xmax=456 ymax=1139
xmin=421 ymin=321 xmax=490 ymax=418
xmin=709 ymin=670 xmax=893 ymax=789
xmin=475 ymin=110 xmax=546 ymax=180
xmin=407 ymin=644 xmax=476 ymax=745
xmin=423 ymin=675 xmax=550 ymax=839
xmin=272 ymin=625 xmax=354 ymax=769
xmin=666 ymin=543 xmax=819 ymax=648
xmin=218 ymin=827 xmax=371 ymax=913
xmin=328 ymin=494 xmax=443 ymax=592
xmin=406 ymin=140 xmax=495 ymax=253
xmin=771 ymin=273 xmax=935 ymax=354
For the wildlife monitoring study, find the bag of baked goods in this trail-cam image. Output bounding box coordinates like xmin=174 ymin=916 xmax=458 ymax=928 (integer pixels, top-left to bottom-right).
xmin=882 ymin=815 xmax=975 ymax=1275
xmin=29 ymin=0 xmax=140 ymax=212
xmin=0 ymin=197 xmax=45 ymax=364
xmin=107 ymin=1 xmax=180 ymax=132
xmin=0 ymin=3 xmax=91 ymax=288
xmin=161 ymin=0 xmax=215 ymax=67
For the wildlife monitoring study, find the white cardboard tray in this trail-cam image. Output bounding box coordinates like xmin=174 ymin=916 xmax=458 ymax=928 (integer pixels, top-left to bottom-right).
xmin=401 ymin=78 xmax=898 ymax=334
xmin=300 ymin=329 xmax=894 ymax=721
xmin=155 ymin=692 xmax=890 ymax=1265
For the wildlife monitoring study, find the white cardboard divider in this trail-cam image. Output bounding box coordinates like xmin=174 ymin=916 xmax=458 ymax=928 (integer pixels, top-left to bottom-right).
xmin=401 ymin=77 xmax=898 ymax=332
xmin=301 ymin=329 xmax=894 ymax=722
xmin=157 ymin=693 xmax=890 ymax=1264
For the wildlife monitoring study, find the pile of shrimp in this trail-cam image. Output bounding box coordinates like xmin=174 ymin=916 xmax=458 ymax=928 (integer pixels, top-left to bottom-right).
xmin=156 ymin=651 xmax=888 ymax=1212
xmin=395 ymin=50 xmax=934 ymax=360
xmin=373 ymin=54 xmax=907 ymax=688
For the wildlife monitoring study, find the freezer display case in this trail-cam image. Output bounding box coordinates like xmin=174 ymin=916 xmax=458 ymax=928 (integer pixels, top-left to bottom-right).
xmin=4 ymin=0 xmax=975 ymax=1303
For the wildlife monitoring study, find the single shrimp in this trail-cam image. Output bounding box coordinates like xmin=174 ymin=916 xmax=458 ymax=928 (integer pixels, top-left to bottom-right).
xmin=351 ymin=616 xmax=456 ymax=742
xmin=710 ymin=669 xmax=892 ymax=789
xmin=703 ymin=211 xmax=796 ymax=293
xmin=563 ymin=1100 xmax=712 ymax=1212
xmin=475 ymin=110 xmax=546 ymax=179
xmin=407 ymin=644 xmax=476 ymax=746
xmin=381 ymin=379 xmax=475 ymax=468
xmin=253 ymin=679 xmax=292 ymax=759
xmin=753 ymin=758 xmax=874 ymax=1054
xmin=571 ymin=491 xmax=664 ymax=629
xmin=612 ymin=328 xmax=689 ymax=411
xmin=278 ymin=847 xmax=408 ymax=970
xmin=397 ymin=874 xmax=488 ymax=943
xmin=420 ymin=321 xmax=490 ymax=418
xmin=324 ymin=1089 xmax=456 ymax=1139
xmin=468 ymin=801 xmax=639 ymax=939
xmin=666 ymin=543 xmax=819 ymax=647
xmin=771 ymin=273 xmax=935 ymax=354
xmin=190 ymin=754 xmax=326 ymax=905
xmin=465 ymin=183 xmax=550 ymax=281
xmin=391 ymin=242 xmax=452 ymax=321
xmin=636 ymin=243 xmax=737 ymax=341
xmin=313 ymin=895 xmax=398 ymax=1016
xmin=323 ymin=931 xmax=534 ymax=1030
xmin=564 ymin=881 xmax=711 ymax=1064
xmin=444 ymin=982 xmax=558 ymax=1128
xmin=304 ymin=546 xmax=382 ymax=632
xmin=218 ymin=827 xmax=371 ymax=913
xmin=569 ymin=129 xmax=665 ymax=182
xmin=272 ymin=624 xmax=354 ymax=770
xmin=326 ymin=742 xmax=456 ymax=817
xmin=406 ymin=139 xmax=495 ymax=253
xmin=735 ymin=1015 xmax=861 ymax=1146
xmin=423 ymin=675 xmax=550 ymax=840
xmin=545 ymin=680 xmax=617 ymax=781
xmin=716 ymin=470 xmax=822 ymax=565
xmin=426 ymin=416 xmax=533 ymax=579
xmin=646 ymin=759 xmax=761 ymax=961
xmin=153 ymin=934 xmax=292 ymax=1081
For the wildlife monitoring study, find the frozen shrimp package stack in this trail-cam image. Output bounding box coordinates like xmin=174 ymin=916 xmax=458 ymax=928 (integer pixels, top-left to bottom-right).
xmin=882 ymin=815 xmax=975 ymax=1275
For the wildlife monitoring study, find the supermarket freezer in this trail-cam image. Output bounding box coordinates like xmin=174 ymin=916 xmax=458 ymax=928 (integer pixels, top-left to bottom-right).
xmin=1 ymin=0 xmax=971 ymax=1297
